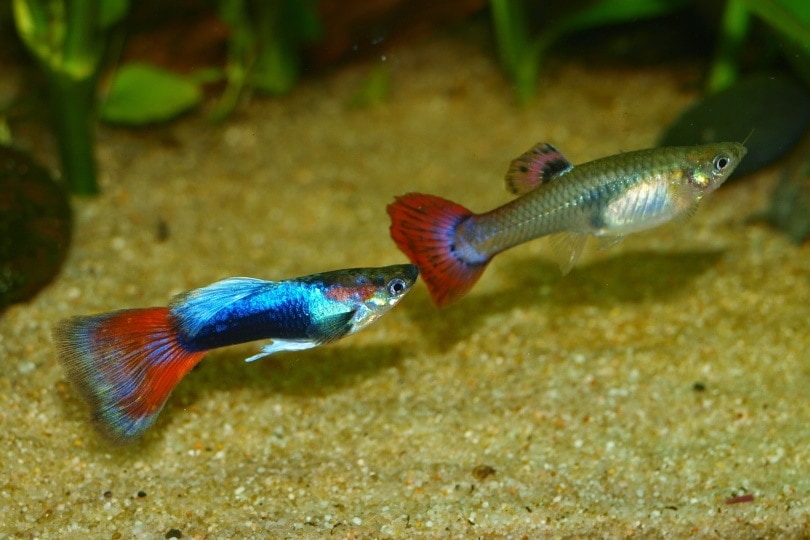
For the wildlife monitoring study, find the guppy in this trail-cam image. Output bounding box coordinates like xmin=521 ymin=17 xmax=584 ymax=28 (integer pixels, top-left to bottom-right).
xmin=53 ymin=264 xmax=418 ymax=442
xmin=388 ymin=142 xmax=746 ymax=307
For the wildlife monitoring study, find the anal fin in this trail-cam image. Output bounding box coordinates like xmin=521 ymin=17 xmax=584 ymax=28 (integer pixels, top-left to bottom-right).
xmin=549 ymin=232 xmax=588 ymax=275
xmin=596 ymin=235 xmax=625 ymax=250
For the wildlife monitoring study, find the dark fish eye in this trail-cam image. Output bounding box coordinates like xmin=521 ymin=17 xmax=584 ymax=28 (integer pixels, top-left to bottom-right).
xmin=387 ymin=278 xmax=407 ymax=296
xmin=713 ymin=154 xmax=730 ymax=172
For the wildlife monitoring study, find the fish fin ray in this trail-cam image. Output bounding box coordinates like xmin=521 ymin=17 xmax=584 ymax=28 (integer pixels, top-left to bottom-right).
xmin=549 ymin=232 xmax=588 ymax=274
xmin=388 ymin=193 xmax=488 ymax=307
xmin=597 ymin=235 xmax=625 ymax=250
xmin=307 ymin=310 xmax=355 ymax=343
xmin=53 ymin=308 xmax=206 ymax=442
xmin=505 ymin=143 xmax=573 ymax=195
xmin=672 ymin=200 xmax=701 ymax=226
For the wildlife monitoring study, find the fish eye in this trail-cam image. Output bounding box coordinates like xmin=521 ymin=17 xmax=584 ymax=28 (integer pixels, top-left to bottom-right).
xmin=387 ymin=278 xmax=407 ymax=296
xmin=713 ymin=154 xmax=730 ymax=172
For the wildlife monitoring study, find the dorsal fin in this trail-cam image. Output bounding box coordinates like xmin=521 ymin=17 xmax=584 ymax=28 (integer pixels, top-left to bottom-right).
xmin=505 ymin=143 xmax=573 ymax=195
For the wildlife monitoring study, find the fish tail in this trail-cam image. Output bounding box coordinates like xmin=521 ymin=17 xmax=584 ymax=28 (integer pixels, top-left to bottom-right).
xmin=387 ymin=193 xmax=489 ymax=307
xmin=53 ymin=307 xmax=207 ymax=442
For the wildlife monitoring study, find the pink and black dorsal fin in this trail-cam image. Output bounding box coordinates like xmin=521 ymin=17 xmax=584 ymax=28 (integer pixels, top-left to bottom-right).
xmin=505 ymin=143 xmax=573 ymax=195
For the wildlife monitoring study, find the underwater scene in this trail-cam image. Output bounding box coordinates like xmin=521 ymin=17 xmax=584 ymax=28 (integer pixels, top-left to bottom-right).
xmin=2 ymin=1 xmax=809 ymax=537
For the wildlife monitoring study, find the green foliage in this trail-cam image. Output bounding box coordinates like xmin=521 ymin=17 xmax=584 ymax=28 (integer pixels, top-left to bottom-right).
xmin=348 ymin=65 xmax=391 ymax=108
xmin=736 ymin=0 xmax=810 ymax=89
xmin=99 ymin=63 xmax=203 ymax=125
xmin=490 ymin=0 xmax=691 ymax=103
xmin=210 ymin=0 xmax=321 ymax=121
xmin=492 ymin=0 xmax=810 ymax=101
xmin=98 ymin=0 xmax=127 ymax=28
xmin=708 ymin=0 xmax=810 ymax=92
xmin=12 ymin=0 xmax=130 ymax=194
xmin=741 ymin=0 xmax=810 ymax=48
xmin=707 ymin=0 xmax=751 ymax=93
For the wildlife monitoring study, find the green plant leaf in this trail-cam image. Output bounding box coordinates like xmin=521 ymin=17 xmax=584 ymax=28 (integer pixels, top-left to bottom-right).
xmin=491 ymin=0 xmax=692 ymax=103
xmin=737 ymin=0 xmax=810 ymax=88
xmin=99 ymin=63 xmax=202 ymax=124
xmin=740 ymin=0 xmax=810 ymax=48
xmin=12 ymin=0 xmax=64 ymax=68
xmin=555 ymin=0 xmax=691 ymax=35
xmin=99 ymin=0 xmax=129 ymax=28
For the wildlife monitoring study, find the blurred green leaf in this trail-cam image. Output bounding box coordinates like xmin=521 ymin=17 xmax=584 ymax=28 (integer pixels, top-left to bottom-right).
xmin=100 ymin=63 xmax=202 ymax=124
xmin=741 ymin=0 xmax=810 ymax=48
xmin=348 ymin=64 xmax=391 ymax=108
xmin=707 ymin=0 xmax=751 ymax=93
xmin=190 ymin=67 xmax=226 ymax=85
xmin=726 ymin=0 xmax=810 ymax=89
xmin=285 ymin=0 xmax=320 ymax=43
xmin=491 ymin=0 xmax=691 ymax=103
xmin=250 ymin=0 xmax=321 ymax=95
xmin=556 ymin=0 xmax=690 ymax=34
xmin=12 ymin=0 xmax=64 ymax=67
xmin=98 ymin=0 xmax=128 ymax=28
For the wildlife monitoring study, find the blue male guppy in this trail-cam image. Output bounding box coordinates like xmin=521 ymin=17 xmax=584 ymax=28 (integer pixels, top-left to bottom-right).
xmin=53 ymin=264 xmax=418 ymax=442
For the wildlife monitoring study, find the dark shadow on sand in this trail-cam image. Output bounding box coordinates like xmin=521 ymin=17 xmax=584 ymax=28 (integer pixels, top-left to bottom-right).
xmin=180 ymin=342 xmax=407 ymax=399
xmin=56 ymin=342 xmax=407 ymax=454
xmin=59 ymin=250 xmax=723 ymax=453
xmin=398 ymin=248 xmax=725 ymax=350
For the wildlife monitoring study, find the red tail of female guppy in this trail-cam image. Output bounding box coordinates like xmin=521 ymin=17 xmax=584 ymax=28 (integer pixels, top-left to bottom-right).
xmin=387 ymin=193 xmax=488 ymax=307
xmin=53 ymin=308 xmax=206 ymax=442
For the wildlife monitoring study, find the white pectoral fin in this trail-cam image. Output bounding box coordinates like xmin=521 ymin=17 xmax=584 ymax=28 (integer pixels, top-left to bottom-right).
xmin=244 ymin=339 xmax=319 ymax=362
xmin=549 ymin=232 xmax=588 ymax=275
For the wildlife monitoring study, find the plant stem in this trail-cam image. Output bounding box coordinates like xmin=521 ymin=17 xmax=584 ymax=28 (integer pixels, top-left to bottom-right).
xmin=48 ymin=69 xmax=98 ymax=195
xmin=253 ymin=0 xmax=296 ymax=95
xmin=52 ymin=0 xmax=100 ymax=194
xmin=707 ymin=0 xmax=750 ymax=93
xmin=490 ymin=0 xmax=525 ymax=78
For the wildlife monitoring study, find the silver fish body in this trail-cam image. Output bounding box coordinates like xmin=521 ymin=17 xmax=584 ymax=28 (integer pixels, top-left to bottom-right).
xmin=457 ymin=143 xmax=747 ymax=269
xmin=388 ymin=142 xmax=747 ymax=306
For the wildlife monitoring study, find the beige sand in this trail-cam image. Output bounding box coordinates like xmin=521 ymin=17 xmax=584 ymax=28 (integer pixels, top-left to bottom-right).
xmin=2 ymin=29 xmax=809 ymax=539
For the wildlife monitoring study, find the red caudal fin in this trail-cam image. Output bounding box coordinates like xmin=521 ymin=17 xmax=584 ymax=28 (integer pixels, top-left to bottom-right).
xmin=53 ymin=307 xmax=207 ymax=442
xmin=387 ymin=193 xmax=489 ymax=307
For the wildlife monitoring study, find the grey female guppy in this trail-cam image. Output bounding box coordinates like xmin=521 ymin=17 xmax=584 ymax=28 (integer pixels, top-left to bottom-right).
xmin=388 ymin=142 xmax=746 ymax=307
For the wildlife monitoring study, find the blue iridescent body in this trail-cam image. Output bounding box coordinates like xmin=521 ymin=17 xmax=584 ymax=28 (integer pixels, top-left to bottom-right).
xmin=172 ymin=267 xmax=418 ymax=360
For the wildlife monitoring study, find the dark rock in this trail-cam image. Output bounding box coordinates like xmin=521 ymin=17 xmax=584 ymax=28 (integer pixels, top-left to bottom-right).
xmin=767 ymin=131 xmax=810 ymax=243
xmin=0 ymin=146 xmax=72 ymax=310
xmin=659 ymin=74 xmax=810 ymax=178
